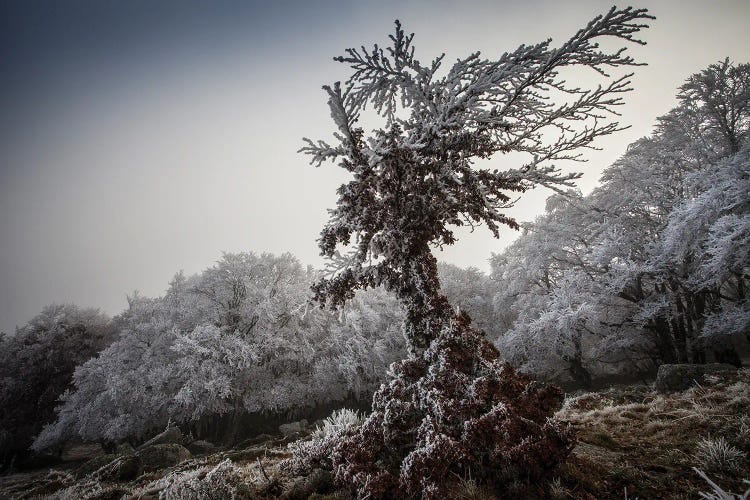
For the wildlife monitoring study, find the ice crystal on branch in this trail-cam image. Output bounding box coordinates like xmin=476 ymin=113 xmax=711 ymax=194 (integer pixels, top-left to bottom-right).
xmin=303 ymin=7 xmax=653 ymax=349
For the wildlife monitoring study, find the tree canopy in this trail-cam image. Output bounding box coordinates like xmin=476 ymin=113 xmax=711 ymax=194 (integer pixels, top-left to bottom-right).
xmin=304 ymin=7 xmax=654 ymax=348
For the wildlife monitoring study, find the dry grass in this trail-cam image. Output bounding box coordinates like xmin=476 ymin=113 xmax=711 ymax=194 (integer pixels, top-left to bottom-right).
xmin=555 ymin=369 xmax=750 ymax=499
xmin=695 ymin=437 xmax=747 ymax=474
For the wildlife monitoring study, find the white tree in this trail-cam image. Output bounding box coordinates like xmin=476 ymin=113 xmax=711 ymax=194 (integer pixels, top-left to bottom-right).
xmin=33 ymin=252 xmax=408 ymax=449
xmin=493 ymin=60 xmax=750 ymax=381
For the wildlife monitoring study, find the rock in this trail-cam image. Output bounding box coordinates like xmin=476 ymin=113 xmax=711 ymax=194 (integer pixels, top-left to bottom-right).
xmin=61 ymin=442 xmax=105 ymax=462
xmin=655 ymin=363 xmax=736 ymax=393
xmin=281 ymin=469 xmax=333 ymax=500
xmin=95 ymin=455 xmax=143 ymax=481
xmin=137 ymin=426 xmax=185 ymax=450
xmin=279 ymin=420 xmax=308 ymax=437
xmin=187 ymin=439 xmax=217 ymax=456
xmin=237 ymin=433 xmax=274 ymax=448
xmin=135 ymin=444 xmax=192 ymax=472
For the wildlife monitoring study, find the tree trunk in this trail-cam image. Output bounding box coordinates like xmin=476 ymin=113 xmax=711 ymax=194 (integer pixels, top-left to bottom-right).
xmin=393 ymin=248 xmax=454 ymax=350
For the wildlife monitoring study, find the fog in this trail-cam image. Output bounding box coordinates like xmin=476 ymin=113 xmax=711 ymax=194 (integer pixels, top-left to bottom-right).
xmin=1 ymin=0 xmax=748 ymax=333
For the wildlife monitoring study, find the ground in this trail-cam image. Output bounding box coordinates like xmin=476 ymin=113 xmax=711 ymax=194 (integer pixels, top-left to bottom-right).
xmin=1 ymin=370 xmax=749 ymax=499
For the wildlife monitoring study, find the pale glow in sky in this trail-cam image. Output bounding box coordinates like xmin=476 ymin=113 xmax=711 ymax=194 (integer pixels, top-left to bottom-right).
xmin=1 ymin=0 xmax=749 ymax=333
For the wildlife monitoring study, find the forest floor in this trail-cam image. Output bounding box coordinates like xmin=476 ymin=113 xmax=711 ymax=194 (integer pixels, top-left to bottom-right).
xmin=1 ymin=369 xmax=749 ymax=499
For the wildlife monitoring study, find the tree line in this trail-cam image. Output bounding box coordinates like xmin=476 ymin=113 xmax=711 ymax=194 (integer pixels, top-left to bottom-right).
xmin=1 ymin=58 xmax=747 ymax=474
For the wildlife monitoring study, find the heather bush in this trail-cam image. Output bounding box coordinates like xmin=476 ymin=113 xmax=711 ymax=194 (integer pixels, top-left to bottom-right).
xmin=329 ymin=317 xmax=573 ymax=497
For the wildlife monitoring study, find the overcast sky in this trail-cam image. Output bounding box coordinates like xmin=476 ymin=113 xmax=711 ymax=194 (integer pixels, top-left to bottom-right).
xmin=1 ymin=0 xmax=748 ymax=333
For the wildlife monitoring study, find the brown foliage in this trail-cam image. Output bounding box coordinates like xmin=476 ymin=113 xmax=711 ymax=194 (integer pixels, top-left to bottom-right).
xmin=331 ymin=315 xmax=574 ymax=498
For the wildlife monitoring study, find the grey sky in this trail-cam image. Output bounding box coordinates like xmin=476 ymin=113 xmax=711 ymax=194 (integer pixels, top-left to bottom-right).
xmin=1 ymin=0 xmax=748 ymax=333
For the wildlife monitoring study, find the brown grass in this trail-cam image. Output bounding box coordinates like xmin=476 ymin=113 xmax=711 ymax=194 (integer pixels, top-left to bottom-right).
xmin=555 ymin=369 xmax=750 ymax=499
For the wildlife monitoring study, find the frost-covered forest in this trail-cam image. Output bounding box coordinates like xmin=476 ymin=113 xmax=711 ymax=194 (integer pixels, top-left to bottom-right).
xmin=1 ymin=5 xmax=749 ymax=499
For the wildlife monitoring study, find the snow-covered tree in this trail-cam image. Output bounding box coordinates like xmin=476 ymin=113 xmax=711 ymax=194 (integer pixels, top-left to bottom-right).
xmin=306 ymin=9 xmax=653 ymax=350
xmin=33 ymin=253 xmax=408 ymax=449
xmin=640 ymin=61 xmax=750 ymax=364
xmin=493 ymin=60 xmax=749 ymax=382
xmin=300 ymin=8 xmax=652 ymax=497
xmin=437 ymin=262 xmax=505 ymax=340
xmin=0 ymin=305 xmax=114 ymax=466
xmin=491 ymin=191 xmax=651 ymax=386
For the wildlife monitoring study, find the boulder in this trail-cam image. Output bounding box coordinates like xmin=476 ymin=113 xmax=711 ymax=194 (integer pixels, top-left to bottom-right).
xmin=135 ymin=444 xmax=192 ymax=472
xmin=655 ymin=363 xmax=736 ymax=393
xmin=137 ymin=426 xmax=184 ymax=450
xmin=279 ymin=419 xmax=308 ymax=437
xmin=95 ymin=455 xmax=143 ymax=482
xmin=187 ymin=439 xmax=218 ymax=456
xmin=237 ymin=433 xmax=275 ymax=448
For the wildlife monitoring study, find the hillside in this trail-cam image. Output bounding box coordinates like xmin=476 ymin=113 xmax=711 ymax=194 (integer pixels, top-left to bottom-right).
xmin=2 ymin=369 xmax=748 ymax=499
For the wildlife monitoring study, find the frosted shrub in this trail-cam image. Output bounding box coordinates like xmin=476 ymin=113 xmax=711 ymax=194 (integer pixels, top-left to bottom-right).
xmin=313 ymin=408 xmax=365 ymax=438
xmin=331 ymin=320 xmax=573 ymax=497
xmin=134 ymin=459 xmax=244 ymax=499
xmin=285 ymin=408 xmax=365 ymax=476
xmin=696 ymin=437 xmax=747 ymax=474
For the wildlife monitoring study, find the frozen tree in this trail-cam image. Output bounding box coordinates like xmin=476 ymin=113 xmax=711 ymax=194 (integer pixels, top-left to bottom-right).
xmin=301 ymin=8 xmax=652 ymax=497
xmin=675 ymin=59 xmax=750 ymax=156
xmin=33 ymin=253 xmax=407 ymax=449
xmin=655 ymin=143 xmax=750 ymax=360
xmin=641 ymin=61 xmax=750 ymax=364
xmin=0 ymin=305 xmax=114 ymax=466
xmin=493 ymin=60 xmax=749 ymax=379
xmin=305 ymin=8 xmax=653 ymax=350
xmin=491 ymin=191 xmax=651 ymax=386
xmin=437 ymin=262 xmax=505 ymax=339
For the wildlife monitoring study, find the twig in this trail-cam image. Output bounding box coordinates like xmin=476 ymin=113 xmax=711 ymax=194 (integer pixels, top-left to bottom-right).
xmin=256 ymin=457 xmax=270 ymax=483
